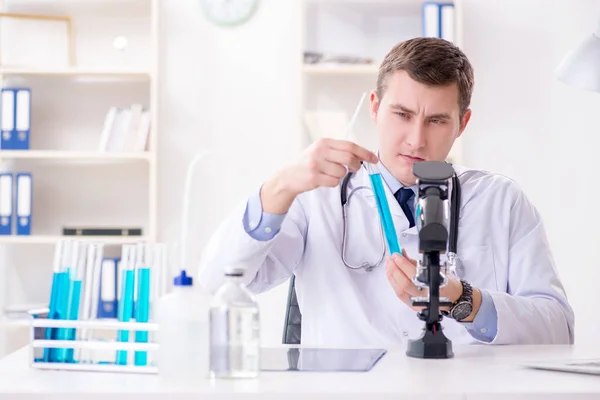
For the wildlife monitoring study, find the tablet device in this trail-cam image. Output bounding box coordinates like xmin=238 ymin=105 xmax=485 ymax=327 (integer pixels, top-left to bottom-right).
xmin=524 ymin=359 xmax=600 ymax=376
xmin=260 ymin=347 xmax=387 ymax=372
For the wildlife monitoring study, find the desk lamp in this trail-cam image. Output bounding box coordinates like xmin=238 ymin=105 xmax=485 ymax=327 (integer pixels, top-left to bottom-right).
xmin=556 ymin=18 xmax=600 ymax=93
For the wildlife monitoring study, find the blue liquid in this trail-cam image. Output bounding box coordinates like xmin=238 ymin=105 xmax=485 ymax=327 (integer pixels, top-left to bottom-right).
xmin=369 ymin=173 xmax=401 ymax=255
xmin=44 ymin=272 xmax=62 ymax=362
xmin=116 ymin=269 xmax=135 ymax=365
xmin=65 ymin=279 xmax=82 ymax=363
xmin=54 ymin=269 xmax=76 ymax=362
xmin=134 ymin=267 xmax=150 ymax=366
xmin=48 ymin=271 xmax=70 ymax=362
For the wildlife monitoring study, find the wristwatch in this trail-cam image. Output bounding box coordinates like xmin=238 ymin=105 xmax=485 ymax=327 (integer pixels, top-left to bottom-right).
xmin=449 ymin=280 xmax=473 ymax=321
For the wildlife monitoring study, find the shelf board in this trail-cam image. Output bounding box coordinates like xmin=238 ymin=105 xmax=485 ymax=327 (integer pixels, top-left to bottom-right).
xmin=0 ymin=318 xmax=31 ymax=328
xmin=304 ymin=0 xmax=423 ymax=9
xmin=0 ymin=67 xmax=151 ymax=79
xmin=305 ymin=0 xmax=418 ymax=3
xmin=0 ymin=150 xmax=152 ymax=162
xmin=303 ymin=63 xmax=379 ymax=75
xmin=10 ymin=0 xmax=150 ymax=4
xmin=0 ymin=235 xmax=147 ymax=245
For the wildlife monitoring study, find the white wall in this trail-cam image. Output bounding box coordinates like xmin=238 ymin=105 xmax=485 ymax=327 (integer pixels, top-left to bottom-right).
xmin=157 ymin=0 xmax=302 ymax=345
xmin=461 ymin=0 xmax=600 ymax=345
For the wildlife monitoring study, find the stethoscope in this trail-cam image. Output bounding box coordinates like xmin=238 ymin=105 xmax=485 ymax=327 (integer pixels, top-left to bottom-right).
xmin=340 ymin=163 xmax=461 ymax=272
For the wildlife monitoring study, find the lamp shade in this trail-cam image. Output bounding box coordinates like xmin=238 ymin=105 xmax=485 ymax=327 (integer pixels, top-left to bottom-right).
xmin=556 ymin=20 xmax=600 ymax=93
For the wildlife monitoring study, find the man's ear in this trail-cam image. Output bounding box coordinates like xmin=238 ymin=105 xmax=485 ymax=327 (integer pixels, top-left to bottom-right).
xmin=457 ymin=108 xmax=472 ymax=138
xmin=369 ymin=90 xmax=380 ymax=123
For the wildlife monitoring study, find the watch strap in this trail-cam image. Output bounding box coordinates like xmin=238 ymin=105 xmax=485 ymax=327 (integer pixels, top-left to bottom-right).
xmin=455 ymin=280 xmax=473 ymax=305
xmin=449 ymin=280 xmax=473 ymax=321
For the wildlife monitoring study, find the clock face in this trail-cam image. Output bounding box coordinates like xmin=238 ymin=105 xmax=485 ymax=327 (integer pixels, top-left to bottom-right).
xmin=201 ymin=0 xmax=259 ymax=26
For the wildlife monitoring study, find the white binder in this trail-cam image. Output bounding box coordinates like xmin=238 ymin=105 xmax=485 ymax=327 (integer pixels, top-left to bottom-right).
xmin=441 ymin=4 xmax=455 ymax=43
xmin=15 ymin=89 xmax=31 ymax=150
xmin=98 ymin=258 xmax=118 ymax=318
xmin=422 ymin=2 xmax=440 ymax=38
xmin=0 ymin=173 xmax=12 ymax=235
xmin=422 ymin=2 xmax=455 ymax=44
xmin=1 ymin=89 xmax=15 ymax=150
xmin=15 ymin=173 xmax=32 ymax=235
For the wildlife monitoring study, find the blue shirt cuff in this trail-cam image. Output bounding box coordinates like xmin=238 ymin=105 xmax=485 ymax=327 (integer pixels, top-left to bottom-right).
xmin=242 ymin=186 xmax=287 ymax=241
xmin=459 ymin=290 xmax=498 ymax=342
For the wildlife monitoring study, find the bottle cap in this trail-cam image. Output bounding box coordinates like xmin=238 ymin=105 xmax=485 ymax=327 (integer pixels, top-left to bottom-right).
xmin=173 ymin=270 xmax=193 ymax=286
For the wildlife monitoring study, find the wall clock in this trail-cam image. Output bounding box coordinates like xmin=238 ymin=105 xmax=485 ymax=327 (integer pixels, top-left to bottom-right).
xmin=201 ymin=0 xmax=259 ymax=27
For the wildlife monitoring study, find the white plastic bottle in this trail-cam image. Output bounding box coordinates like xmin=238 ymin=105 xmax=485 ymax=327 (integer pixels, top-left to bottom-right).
xmin=209 ymin=267 xmax=260 ymax=379
xmin=156 ymin=270 xmax=211 ymax=381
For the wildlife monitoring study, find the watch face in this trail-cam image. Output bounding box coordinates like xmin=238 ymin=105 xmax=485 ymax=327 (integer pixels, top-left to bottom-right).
xmin=451 ymin=301 xmax=472 ymax=321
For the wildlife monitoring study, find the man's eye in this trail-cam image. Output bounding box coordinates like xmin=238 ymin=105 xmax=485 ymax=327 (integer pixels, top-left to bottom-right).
xmin=395 ymin=112 xmax=408 ymax=118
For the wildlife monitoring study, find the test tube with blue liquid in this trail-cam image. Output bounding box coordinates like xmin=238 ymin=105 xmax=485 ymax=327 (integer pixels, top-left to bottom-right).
xmin=52 ymin=240 xmax=81 ymax=363
xmin=116 ymin=244 xmax=136 ymax=365
xmin=342 ymin=92 xmax=402 ymax=254
xmin=365 ymin=162 xmax=402 ymax=255
xmin=64 ymin=241 xmax=86 ymax=363
xmin=56 ymin=240 xmax=78 ymax=362
xmin=43 ymin=240 xmax=71 ymax=362
xmin=134 ymin=242 xmax=152 ymax=366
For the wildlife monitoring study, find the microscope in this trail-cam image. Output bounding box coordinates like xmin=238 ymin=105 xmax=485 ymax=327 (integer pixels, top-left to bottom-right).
xmin=406 ymin=161 xmax=455 ymax=359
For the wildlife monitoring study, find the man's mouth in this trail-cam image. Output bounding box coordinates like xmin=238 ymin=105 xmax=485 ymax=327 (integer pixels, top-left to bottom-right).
xmin=399 ymin=154 xmax=425 ymax=163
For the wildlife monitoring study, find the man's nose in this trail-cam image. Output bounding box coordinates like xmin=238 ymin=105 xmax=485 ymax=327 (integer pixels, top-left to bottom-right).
xmin=405 ymin=121 xmax=426 ymax=149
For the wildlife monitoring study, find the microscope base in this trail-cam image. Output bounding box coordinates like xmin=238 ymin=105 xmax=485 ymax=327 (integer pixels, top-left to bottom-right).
xmin=406 ymin=323 xmax=454 ymax=359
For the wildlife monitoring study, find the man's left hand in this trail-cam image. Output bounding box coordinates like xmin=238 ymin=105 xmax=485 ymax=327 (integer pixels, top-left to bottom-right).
xmin=385 ymin=250 xmax=481 ymax=322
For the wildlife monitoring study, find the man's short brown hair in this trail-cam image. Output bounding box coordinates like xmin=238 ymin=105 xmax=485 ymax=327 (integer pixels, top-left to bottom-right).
xmin=376 ymin=37 xmax=474 ymax=118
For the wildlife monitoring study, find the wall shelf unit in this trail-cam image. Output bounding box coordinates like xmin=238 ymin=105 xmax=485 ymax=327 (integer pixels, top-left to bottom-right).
xmin=0 ymin=234 xmax=147 ymax=245
xmin=0 ymin=67 xmax=151 ymax=79
xmin=0 ymin=150 xmax=152 ymax=161
xmin=0 ymin=0 xmax=160 ymax=353
xmin=302 ymin=64 xmax=379 ymax=75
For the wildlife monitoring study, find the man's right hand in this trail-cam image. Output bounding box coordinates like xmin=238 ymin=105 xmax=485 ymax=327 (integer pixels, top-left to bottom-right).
xmin=260 ymin=138 xmax=379 ymax=215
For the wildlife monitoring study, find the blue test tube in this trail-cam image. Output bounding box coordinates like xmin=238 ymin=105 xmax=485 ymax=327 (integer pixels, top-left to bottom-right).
xmin=43 ymin=240 xmax=70 ymax=362
xmin=116 ymin=244 xmax=136 ymax=365
xmin=134 ymin=242 xmax=152 ymax=366
xmin=53 ymin=240 xmax=75 ymax=362
xmin=65 ymin=242 xmax=87 ymax=363
xmin=53 ymin=240 xmax=79 ymax=363
xmin=366 ymin=162 xmax=402 ymax=255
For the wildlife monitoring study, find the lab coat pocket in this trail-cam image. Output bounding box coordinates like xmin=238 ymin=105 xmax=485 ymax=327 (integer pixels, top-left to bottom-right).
xmin=455 ymin=244 xmax=498 ymax=291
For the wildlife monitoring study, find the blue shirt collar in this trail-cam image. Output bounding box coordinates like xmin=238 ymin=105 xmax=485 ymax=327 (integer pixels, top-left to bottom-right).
xmin=377 ymin=161 xmax=418 ymax=195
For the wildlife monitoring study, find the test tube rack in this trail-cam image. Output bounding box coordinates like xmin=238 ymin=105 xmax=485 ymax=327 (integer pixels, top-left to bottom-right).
xmin=29 ymin=317 xmax=159 ymax=374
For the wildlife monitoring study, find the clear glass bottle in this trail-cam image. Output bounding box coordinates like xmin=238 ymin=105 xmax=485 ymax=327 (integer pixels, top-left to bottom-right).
xmin=209 ymin=268 xmax=260 ymax=379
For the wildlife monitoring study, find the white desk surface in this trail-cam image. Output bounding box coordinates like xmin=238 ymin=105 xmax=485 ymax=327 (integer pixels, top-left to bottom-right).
xmin=1 ymin=344 xmax=600 ymax=399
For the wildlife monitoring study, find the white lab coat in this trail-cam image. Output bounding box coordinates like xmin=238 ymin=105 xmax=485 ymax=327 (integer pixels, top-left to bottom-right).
xmin=197 ymin=164 xmax=574 ymax=347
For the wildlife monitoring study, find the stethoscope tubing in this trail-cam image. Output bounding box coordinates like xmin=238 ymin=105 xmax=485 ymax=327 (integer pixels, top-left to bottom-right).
xmin=340 ymin=166 xmax=461 ymax=270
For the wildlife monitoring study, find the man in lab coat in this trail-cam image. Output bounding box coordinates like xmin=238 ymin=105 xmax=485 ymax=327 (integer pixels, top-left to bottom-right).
xmin=198 ymin=37 xmax=574 ymax=346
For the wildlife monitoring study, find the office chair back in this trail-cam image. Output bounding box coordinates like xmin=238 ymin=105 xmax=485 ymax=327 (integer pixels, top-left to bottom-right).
xmin=282 ymin=275 xmax=301 ymax=344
